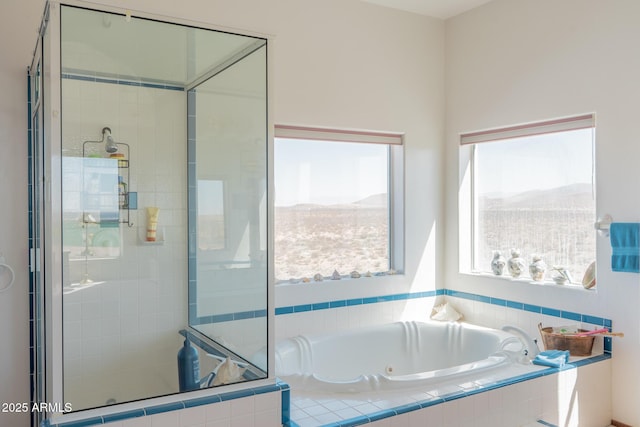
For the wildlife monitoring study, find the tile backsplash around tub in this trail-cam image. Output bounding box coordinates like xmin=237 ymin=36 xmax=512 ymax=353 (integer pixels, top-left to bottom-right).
xmin=274 ymin=288 xmax=612 ymax=356
xmin=275 ymin=290 xmax=441 ymax=341
xmin=443 ymin=290 xmax=612 ymax=355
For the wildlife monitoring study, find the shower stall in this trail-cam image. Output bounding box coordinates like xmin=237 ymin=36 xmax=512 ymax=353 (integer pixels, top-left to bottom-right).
xmin=28 ymin=2 xmax=271 ymax=425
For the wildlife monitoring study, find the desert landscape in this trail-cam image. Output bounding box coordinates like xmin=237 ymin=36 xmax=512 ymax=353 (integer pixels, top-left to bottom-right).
xmin=477 ymin=183 xmax=595 ymax=281
xmin=274 ymin=194 xmax=389 ymax=281
xmin=273 ymin=183 xmax=595 ymax=283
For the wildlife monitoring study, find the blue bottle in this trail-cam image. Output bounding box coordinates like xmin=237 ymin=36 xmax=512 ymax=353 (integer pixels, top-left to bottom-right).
xmin=177 ymin=337 xmax=200 ymax=391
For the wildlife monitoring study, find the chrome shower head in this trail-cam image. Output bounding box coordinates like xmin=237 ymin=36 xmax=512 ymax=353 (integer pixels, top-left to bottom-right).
xmin=102 ymin=127 xmax=118 ymax=153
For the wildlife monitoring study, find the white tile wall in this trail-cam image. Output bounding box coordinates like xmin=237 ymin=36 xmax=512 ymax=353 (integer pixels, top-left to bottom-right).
xmin=365 ymin=360 xmax=611 ymax=427
xmin=275 ymin=296 xmax=438 ymax=341
xmin=61 ymin=79 xmax=188 ymax=410
xmin=100 ymin=392 xmax=282 ymax=427
xmin=444 ymin=296 xmax=606 ymax=355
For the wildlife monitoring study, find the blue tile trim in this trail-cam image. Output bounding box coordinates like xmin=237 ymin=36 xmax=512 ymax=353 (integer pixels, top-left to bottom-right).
xmin=541 ymin=307 xmax=561 ymax=317
xmin=50 ymin=417 xmax=104 ymax=427
xmin=506 ymin=300 xmax=523 ymax=310
xmin=278 ymin=380 xmax=292 ymax=427
xmin=46 ymin=380 xmax=289 ymax=427
xmin=276 ymin=306 xmax=294 ymax=315
xmin=294 ymin=304 xmax=312 ymax=313
xmin=219 ymin=388 xmax=254 ymax=401
xmin=61 ymin=73 xmax=184 ymax=92
xmin=298 ymin=353 xmax=611 ymax=427
xmin=183 ymin=395 xmax=221 ymax=408
xmin=186 ymin=88 xmax=197 ymax=329
xmin=581 ymin=314 xmax=605 ymax=326
xmin=276 ymin=290 xmax=440 ymax=316
xmin=340 ymin=416 xmax=370 ymax=426
xmin=367 ymin=410 xmax=395 ymax=421
xmin=102 ymin=409 xmax=145 ymax=423
xmin=561 ymin=310 xmax=581 ymax=321
xmin=490 ymin=297 xmax=507 ymax=306
xmin=524 ymin=304 xmax=541 ymax=313
xmin=144 ymin=401 xmax=185 ymax=415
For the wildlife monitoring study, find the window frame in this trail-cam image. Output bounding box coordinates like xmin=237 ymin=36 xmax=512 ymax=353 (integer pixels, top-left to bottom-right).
xmin=459 ymin=114 xmax=596 ymax=282
xmin=273 ymin=125 xmax=405 ymax=282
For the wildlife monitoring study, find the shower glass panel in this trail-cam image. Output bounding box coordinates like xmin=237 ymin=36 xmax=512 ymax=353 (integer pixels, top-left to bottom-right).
xmin=188 ymin=45 xmax=268 ymax=371
xmin=58 ymin=4 xmax=268 ymax=413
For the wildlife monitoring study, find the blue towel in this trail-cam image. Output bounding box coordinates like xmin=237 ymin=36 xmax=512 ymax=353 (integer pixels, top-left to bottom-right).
xmin=532 ymin=350 xmax=570 ymax=368
xmin=610 ymin=223 xmax=640 ymax=273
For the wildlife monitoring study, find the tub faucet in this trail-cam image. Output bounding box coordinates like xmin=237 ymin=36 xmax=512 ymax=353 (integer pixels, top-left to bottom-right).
xmin=501 ymin=325 xmax=540 ymax=362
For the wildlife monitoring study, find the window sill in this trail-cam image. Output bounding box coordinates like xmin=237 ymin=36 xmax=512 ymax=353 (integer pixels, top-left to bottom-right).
xmin=462 ymin=271 xmax=596 ymax=292
xmin=275 ymin=271 xmax=402 ymax=287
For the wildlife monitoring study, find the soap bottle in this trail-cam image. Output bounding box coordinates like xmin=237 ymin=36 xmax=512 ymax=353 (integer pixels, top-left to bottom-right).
xmin=177 ymin=337 xmax=200 ymax=391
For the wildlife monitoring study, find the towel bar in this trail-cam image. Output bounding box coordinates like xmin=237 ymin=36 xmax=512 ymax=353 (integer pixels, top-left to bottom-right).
xmin=594 ymin=214 xmax=613 ymax=236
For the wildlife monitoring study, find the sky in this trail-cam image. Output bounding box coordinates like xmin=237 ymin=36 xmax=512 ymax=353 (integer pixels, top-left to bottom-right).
xmin=274 ymin=138 xmax=388 ymax=206
xmin=475 ymin=128 xmax=594 ymax=196
xmin=197 ymin=179 xmax=225 ymax=215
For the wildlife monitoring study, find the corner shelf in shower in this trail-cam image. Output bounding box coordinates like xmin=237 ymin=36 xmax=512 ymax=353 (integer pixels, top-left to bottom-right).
xmin=138 ymin=227 xmax=165 ymax=245
xmin=138 ymin=237 xmax=165 ymax=246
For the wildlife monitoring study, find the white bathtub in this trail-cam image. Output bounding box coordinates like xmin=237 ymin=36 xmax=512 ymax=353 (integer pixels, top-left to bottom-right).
xmin=275 ymin=320 xmax=518 ymax=393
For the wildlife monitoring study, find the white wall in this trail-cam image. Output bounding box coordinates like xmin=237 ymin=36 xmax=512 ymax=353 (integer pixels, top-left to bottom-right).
xmin=265 ymin=0 xmax=445 ymax=329
xmin=445 ymin=1 xmax=640 ymax=424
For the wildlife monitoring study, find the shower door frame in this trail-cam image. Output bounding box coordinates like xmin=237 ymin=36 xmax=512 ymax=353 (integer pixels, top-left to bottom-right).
xmin=28 ymin=6 xmax=48 ymax=427
xmin=28 ymin=0 xmax=64 ymax=424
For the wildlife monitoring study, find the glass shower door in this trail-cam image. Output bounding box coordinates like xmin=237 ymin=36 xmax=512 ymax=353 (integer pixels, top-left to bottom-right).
xmin=188 ymin=44 xmax=268 ymax=373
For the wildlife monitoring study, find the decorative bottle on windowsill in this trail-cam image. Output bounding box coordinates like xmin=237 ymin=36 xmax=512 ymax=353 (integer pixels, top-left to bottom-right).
xmin=507 ymin=248 xmax=526 ymax=278
xmin=491 ymin=250 xmax=506 ymax=275
xmin=529 ymin=255 xmax=547 ymax=281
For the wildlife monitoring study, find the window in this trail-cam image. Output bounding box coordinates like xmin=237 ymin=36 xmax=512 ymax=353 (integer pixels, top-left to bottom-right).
xmin=274 ymin=125 xmax=404 ymax=282
xmin=197 ymin=179 xmax=226 ymax=250
xmin=461 ymin=115 xmax=595 ymax=283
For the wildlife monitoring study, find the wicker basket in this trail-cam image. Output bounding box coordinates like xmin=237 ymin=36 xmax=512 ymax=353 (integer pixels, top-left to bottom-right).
xmin=539 ymin=326 xmax=595 ymax=356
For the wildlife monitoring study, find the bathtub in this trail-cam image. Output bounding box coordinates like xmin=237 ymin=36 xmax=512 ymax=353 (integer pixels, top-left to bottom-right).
xmin=275 ymin=320 xmax=518 ymax=393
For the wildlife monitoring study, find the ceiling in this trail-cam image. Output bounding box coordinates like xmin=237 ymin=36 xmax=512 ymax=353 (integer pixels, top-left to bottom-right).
xmin=361 ymin=0 xmax=494 ymax=19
